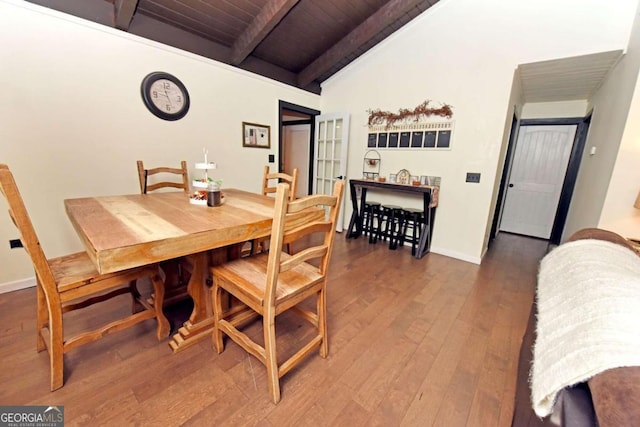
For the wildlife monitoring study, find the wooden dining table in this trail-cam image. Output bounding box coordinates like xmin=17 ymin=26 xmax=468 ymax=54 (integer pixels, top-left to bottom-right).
xmin=64 ymin=189 xmax=322 ymax=353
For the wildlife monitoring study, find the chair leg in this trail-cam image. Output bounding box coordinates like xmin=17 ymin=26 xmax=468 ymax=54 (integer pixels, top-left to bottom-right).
xmin=36 ymin=278 xmax=47 ymax=352
xmin=318 ymin=288 xmax=328 ymax=358
xmin=149 ymin=275 xmax=170 ymax=340
xmin=48 ymin=305 xmax=64 ymax=391
xmin=129 ymin=280 xmax=144 ymax=314
xmin=412 ymin=216 xmax=421 ymax=256
xmin=263 ymin=314 xmax=281 ymax=404
xmin=212 ymin=283 xmax=225 ymax=354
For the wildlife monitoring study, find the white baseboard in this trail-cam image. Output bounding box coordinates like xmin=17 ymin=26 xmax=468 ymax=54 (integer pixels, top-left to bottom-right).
xmin=430 ymin=246 xmax=482 ymax=265
xmin=0 ymin=277 xmax=36 ymax=294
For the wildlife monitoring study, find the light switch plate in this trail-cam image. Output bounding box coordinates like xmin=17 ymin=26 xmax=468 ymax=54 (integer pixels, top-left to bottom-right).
xmin=466 ymin=172 xmax=481 ymax=183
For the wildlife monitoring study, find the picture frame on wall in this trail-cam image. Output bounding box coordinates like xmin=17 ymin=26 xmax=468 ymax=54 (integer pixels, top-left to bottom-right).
xmin=242 ymin=122 xmax=271 ymax=148
xmin=368 ymin=133 xmax=377 ymax=147
xmin=388 ymin=132 xmax=399 ymax=147
xmin=378 ymin=132 xmax=388 ymax=147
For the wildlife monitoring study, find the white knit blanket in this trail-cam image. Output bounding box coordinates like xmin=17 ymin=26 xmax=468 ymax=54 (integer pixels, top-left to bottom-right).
xmin=531 ymin=239 xmax=640 ymax=418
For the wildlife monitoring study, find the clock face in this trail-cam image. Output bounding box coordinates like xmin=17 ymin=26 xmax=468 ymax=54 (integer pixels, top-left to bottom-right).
xmin=149 ymin=79 xmax=185 ymax=114
xmin=141 ymin=72 xmax=190 ymax=121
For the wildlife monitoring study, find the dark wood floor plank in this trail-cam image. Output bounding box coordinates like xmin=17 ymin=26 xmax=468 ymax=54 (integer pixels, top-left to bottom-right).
xmin=0 ymin=232 xmax=548 ymax=426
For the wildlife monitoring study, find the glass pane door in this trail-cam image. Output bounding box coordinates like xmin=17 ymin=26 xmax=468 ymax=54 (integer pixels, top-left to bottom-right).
xmin=314 ymin=113 xmax=349 ymax=231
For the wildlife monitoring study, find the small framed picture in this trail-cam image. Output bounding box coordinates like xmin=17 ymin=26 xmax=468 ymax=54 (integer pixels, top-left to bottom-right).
xmin=242 ymin=122 xmax=271 ymax=148
xmin=389 ymin=174 xmax=397 ymax=183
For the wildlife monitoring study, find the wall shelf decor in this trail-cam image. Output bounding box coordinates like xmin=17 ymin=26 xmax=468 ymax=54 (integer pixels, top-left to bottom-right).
xmin=367 ymin=100 xmax=453 ymax=128
xmin=367 ymin=121 xmax=454 ymax=150
xmin=362 ymin=150 xmax=381 ymax=180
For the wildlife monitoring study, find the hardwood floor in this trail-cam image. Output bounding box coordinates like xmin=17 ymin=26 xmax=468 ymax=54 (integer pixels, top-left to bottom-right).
xmin=0 ymin=232 xmax=549 ymax=426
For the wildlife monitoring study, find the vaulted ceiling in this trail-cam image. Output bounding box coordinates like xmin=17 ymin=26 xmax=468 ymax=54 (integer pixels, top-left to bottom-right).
xmin=27 ymin=0 xmax=441 ymax=94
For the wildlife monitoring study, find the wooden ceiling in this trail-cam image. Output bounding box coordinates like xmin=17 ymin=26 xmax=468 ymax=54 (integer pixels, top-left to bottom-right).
xmin=28 ymin=0 xmax=440 ymax=94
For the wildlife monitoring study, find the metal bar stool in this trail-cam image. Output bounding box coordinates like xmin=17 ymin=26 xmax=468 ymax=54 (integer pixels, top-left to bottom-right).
xmin=376 ymin=204 xmax=404 ymax=249
xmin=399 ymin=207 xmax=424 ymax=256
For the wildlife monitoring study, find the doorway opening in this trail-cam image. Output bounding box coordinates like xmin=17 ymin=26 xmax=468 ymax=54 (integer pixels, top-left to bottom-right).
xmin=278 ymin=101 xmax=320 ymax=197
xmin=491 ymin=115 xmax=591 ymax=246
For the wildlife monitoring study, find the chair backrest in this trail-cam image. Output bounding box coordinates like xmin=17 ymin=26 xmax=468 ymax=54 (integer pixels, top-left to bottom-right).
xmin=137 ymin=160 xmax=189 ymax=194
xmin=0 ymin=165 xmax=59 ymax=303
xmin=262 ymin=165 xmax=298 ymax=202
xmin=265 ymin=181 xmax=344 ymax=304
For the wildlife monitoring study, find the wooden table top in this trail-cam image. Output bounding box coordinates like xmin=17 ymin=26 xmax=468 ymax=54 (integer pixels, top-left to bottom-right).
xmin=349 ymin=178 xmax=439 ymax=194
xmin=65 ymin=189 xmax=278 ymax=274
xmin=349 ymin=178 xmax=440 ymax=208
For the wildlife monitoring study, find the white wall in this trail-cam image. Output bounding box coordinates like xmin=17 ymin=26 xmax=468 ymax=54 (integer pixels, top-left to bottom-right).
xmin=595 ymin=5 xmax=640 ymax=239
xmin=320 ymin=0 xmax=637 ymax=262
xmin=482 ymin=69 xmax=524 ymax=254
xmin=2 ymin=0 xmax=639 ymax=288
xmin=521 ymin=101 xmax=588 ymax=119
xmin=0 ymin=0 xmax=320 ymax=285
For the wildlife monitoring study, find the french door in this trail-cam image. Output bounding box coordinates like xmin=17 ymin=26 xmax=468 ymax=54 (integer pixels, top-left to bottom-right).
xmin=313 ymin=113 xmax=350 ymax=231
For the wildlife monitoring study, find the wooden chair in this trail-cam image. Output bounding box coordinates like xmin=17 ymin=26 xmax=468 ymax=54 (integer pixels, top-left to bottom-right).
xmin=211 ymin=180 xmax=344 ymax=403
xmin=137 ymin=160 xmax=191 ymax=305
xmin=0 ymin=164 xmax=169 ymax=391
xmin=252 ymin=165 xmax=299 ymax=254
xmin=136 ymin=160 xmax=189 ymax=194
xmin=261 ymin=165 xmax=298 ymax=201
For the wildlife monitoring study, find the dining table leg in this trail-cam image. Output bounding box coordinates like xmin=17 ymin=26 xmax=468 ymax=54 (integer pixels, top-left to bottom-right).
xmin=168 ymin=251 xmax=215 ymax=353
xmin=347 ymin=182 xmax=366 ymax=238
xmin=415 ymin=190 xmax=433 ymax=259
xmin=168 ymin=243 xmax=249 ymax=352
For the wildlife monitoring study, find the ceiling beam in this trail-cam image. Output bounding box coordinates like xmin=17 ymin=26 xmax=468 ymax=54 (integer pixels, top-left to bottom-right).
xmin=230 ymin=0 xmax=301 ymax=66
xmin=297 ymin=0 xmax=427 ymax=87
xmin=113 ymin=0 xmax=139 ymax=30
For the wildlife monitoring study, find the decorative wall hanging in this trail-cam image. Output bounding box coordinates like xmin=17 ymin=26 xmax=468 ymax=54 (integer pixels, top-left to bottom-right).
xmin=367 ymin=100 xmax=453 ymax=129
xmin=362 ymin=150 xmax=381 ymax=180
xmin=242 ymin=122 xmax=271 ymax=148
xmin=366 ymin=100 xmax=454 ymax=150
xmin=367 ymin=122 xmax=454 ymax=150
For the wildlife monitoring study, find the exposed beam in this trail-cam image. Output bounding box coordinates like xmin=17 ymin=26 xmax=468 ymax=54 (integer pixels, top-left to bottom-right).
xmin=114 ymin=0 xmax=139 ymax=30
xmin=230 ymin=0 xmax=301 ymax=66
xmin=297 ymin=0 xmax=426 ymax=87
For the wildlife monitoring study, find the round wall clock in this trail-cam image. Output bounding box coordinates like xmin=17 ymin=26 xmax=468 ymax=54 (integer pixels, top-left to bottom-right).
xmin=141 ymin=72 xmax=190 ymax=121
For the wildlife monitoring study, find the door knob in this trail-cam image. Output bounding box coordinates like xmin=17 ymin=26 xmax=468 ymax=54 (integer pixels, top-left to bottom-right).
xmin=508 ymin=183 xmax=514 ymax=187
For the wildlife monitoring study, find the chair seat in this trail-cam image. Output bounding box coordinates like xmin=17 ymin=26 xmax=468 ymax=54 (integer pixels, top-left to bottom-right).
xmin=212 ymin=252 xmax=323 ymax=310
xmin=50 ymin=251 xmax=155 ymax=294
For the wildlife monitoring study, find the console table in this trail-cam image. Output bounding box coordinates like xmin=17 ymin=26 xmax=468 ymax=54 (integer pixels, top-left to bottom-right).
xmin=346 ymin=179 xmax=438 ymax=258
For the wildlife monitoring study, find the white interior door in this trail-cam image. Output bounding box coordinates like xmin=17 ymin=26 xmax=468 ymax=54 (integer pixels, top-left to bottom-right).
xmin=500 ymin=124 xmax=576 ymax=239
xmin=314 ymin=113 xmax=350 ymax=231
xmin=283 ymin=124 xmax=310 ymax=198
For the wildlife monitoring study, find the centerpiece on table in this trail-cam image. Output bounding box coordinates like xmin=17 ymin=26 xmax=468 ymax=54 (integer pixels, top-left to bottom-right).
xmin=190 ymin=148 xmax=221 ymax=205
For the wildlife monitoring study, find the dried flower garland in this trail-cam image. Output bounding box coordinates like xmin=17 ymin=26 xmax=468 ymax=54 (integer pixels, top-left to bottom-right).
xmin=367 ymin=100 xmax=453 ymax=128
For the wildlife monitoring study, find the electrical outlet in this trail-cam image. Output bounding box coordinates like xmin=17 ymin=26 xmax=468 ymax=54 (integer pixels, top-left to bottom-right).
xmin=9 ymin=239 xmax=23 ymax=249
xmin=268 ymin=154 xmax=275 ymax=163
xmin=466 ymin=172 xmax=481 ymax=183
